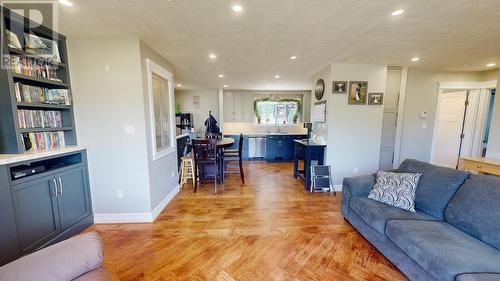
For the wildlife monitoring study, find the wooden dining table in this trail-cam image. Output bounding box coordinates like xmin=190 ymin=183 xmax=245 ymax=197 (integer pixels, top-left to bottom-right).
xmin=188 ymin=137 xmax=235 ymax=183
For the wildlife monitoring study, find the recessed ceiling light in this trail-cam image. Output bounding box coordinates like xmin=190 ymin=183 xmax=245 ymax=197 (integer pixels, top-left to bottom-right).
xmin=461 ymin=63 xmax=472 ymax=68
xmin=232 ymin=4 xmax=243 ymax=12
xmin=486 ymin=63 xmax=496 ymax=67
xmin=290 ymin=56 xmax=297 ymax=60
xmin=223 ymin=85 xmax=228 ymax=88
xmin=59 ymin=0 xmax=74 ymax=6
xmin=209 ymin=54 xmax=217 ymax=59
xmin=391 ymin=9 xmax=405 ymax=16
xmin=176 ymin=84 xmax=182 ymax=87
xmin=274 ymin=75 xmax=280 ymax=79
xmin=218 ymin=74 xmax=224 ymax=78
xmin=411 ymin=57 xmax=420 ymax=62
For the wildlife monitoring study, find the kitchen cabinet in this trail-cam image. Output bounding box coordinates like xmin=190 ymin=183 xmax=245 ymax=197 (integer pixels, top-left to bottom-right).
xmin=266 ymin=135 xmax=307 ymax=161
xmin=223 ymin=92 xmax=255 ymax=122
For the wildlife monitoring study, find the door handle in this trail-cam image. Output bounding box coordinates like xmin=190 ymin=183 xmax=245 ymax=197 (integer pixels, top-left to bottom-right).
xmin=58 ymin=177 xmax=63 ymax=196
xmin=51 ymin=179 xmax=58 ymax=197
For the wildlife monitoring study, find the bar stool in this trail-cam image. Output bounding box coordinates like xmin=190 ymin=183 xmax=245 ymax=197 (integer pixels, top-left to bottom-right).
xmin=179 ymin=153 xmax=196 ymax=188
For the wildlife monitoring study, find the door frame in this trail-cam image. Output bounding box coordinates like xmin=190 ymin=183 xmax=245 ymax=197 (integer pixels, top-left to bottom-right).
xmin=430 ymin=80 xmax=497 ymax=165
xmin=392 ymin=67 xmax=408 ymax=168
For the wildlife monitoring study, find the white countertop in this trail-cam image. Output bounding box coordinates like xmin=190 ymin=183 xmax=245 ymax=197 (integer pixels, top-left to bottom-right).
xmin=0 ymin=146 xmax=87 ymax=166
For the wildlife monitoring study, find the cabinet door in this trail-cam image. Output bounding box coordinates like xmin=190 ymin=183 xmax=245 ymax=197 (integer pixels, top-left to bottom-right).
xmin=266 ymin=137 xmax=279 ymax=159
xmin=223 ymin=92 xmax=235 ymax=121
xmin=11 ymin=175 xmax=61 ymax=253
xmin=55 ymin=166 xmax=91 ymax=231
xmin=282 ymin=138 xmax=295 ymax=160
xmin=233 ymin=93 xmax=243 ymax=121
xmin=243 ymin=94 xmax=255 ymax=122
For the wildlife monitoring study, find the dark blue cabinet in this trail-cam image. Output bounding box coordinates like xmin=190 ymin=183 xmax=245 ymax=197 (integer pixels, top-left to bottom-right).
xmin=266 ymin=135 xmax=307 ymax=161
xmin=11 ymin=174 xmax=61 ymax=253
xmin=56 ymin=166 xmax=92 ymax=231
xmin=1 ymin=150 xmax=93 ymax=265
xmin=266 ymin=137 xmax=280 ymax=159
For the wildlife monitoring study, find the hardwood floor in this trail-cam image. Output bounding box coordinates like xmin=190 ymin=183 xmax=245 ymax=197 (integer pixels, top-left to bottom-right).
xmin=86 ymin=161 xmax=407 ymax=281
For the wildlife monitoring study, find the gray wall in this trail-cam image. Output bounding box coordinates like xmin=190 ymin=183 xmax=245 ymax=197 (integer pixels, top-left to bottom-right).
xmin=68 ymin=37 xmax=151 ymax=213
xmin=398 ymin=69 xmax=486 ymax=163
xmin=174 ymin=89 xmax=219 ymax=131
xmin=139 ymin=41 xmax=180 ymax=211
xmin=310 ymin=64 xmax=387 ymax=185
xmin=486 ymin=69 xmax=500 ymax=158
xmin=68 ymin=38 xmax=179 ymax=216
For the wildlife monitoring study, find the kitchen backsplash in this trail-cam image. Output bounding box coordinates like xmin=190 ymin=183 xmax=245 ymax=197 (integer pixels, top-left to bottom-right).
xmin=224 ymin=122 xmax=308 ymax=134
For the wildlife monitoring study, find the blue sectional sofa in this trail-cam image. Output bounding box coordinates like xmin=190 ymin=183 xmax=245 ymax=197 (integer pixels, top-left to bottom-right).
xmin=342 ymin=159 xmax=500 ymax=281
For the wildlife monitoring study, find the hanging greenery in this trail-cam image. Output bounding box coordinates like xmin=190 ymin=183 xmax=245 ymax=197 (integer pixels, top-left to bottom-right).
xmin=253 ymin=96 xmax=303 ymax=123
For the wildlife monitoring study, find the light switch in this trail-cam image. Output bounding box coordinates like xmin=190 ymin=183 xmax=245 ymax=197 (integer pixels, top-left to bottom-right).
xmin=422 ymin=122 xmax=427 ymax=129
xmin=105 ymin=65 xmax=110 ymax=72
xmin=124 ymin=125 xmax=136 ymax=135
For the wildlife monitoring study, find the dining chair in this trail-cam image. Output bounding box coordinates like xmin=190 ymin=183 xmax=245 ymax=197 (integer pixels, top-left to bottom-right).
xmin=223 ymin=133 xmax=244 ymax=184
xmin=192 ymin=138 xmax=220 ymax=193
xmin=206 ymin=132 xmax=222 ymax=139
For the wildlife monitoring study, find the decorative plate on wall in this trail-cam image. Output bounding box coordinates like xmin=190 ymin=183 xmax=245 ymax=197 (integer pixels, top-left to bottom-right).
xmin=315 ymin=79 xmax=325 ymax=100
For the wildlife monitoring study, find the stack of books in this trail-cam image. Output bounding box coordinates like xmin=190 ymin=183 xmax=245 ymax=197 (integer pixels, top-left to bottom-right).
xmin=23 ymin=131 xmax=66 ymax=151
xmin=17 ymin=109 xmax=63 ymax=129
xmin=14 ymin=83 xmax=71 ymax=105
xmin=10 ymin=56 xmax=61 ymax=81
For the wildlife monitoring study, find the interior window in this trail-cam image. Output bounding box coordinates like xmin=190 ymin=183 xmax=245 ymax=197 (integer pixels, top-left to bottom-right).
xmin=147 ymin=59 xmax=175 ymax=160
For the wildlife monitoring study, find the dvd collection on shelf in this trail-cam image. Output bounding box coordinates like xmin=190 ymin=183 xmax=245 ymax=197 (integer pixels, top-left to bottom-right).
xmin=22 ymin=131 xmax=66 ymax=151
xmin=9 ymin=56 xmax=61 ymax=81
xmin=14 ymin=82 xmax=71 ymax=105
xmin=17 ymin=109 xmax=63 ymax=129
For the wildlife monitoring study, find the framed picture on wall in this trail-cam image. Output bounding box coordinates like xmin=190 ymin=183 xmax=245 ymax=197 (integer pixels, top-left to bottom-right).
xmin=348 ymin=81 xmax=368 ymax=104
xmin=332 ymin=81 xmax=347 ymax=94
xmin=368 ymin=92 xmax=384 ymax=105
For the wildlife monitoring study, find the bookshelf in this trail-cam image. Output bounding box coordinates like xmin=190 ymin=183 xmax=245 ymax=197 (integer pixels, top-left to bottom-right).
xmin=0 ymin=7 xmax=76 ymax=153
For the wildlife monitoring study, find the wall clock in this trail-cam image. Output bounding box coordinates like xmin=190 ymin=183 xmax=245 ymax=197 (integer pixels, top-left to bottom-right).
xmin=315 ymin=79 xmax=325 ymax=100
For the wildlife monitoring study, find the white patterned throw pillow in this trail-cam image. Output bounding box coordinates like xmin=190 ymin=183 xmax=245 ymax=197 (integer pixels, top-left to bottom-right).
xmin=368 ymin=171 xmax=422 ymax=212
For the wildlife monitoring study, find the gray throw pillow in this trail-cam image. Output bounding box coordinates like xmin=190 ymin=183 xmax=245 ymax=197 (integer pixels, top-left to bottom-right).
xmin=368 ymin=171 xmax=422 ymax=212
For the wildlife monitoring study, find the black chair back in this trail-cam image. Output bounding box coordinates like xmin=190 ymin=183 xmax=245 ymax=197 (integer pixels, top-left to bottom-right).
xmin=192 ymin=139 xmax=218 ymax=162
xmin=238 ymin=133 xmax=244 ymax=156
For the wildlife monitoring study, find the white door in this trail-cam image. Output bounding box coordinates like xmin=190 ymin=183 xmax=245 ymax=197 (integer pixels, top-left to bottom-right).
xmin=379 ymin=68 xmax=401 ymax=170
xmin=432 ymin=91 xmax=467 ymax=168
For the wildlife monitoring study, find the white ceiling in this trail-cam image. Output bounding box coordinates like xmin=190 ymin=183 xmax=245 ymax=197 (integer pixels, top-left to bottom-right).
xmin=58 ymin=0 xmax=500 ymax=90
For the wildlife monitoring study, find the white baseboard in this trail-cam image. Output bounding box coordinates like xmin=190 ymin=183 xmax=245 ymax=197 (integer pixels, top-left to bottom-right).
xmin=151 ymin=185 xmax=180 ymax=221
xmin=333 ymin=184 xmax=342 ymax=192
xmin=94 ymin=185 xmax=180 ymax=224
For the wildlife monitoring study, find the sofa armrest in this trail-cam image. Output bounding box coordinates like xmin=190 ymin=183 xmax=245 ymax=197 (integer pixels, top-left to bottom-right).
xmin=455 ymin=273 xmax=500 ymax=281
xmin=0 ymin=232 xmax=104 ymax=281
xmin=342 ymin=175 xmax=376 ymax=219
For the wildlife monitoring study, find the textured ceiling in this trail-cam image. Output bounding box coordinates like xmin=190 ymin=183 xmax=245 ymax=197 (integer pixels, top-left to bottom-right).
xmin=58 ymin=0 xmax=500 ymax=90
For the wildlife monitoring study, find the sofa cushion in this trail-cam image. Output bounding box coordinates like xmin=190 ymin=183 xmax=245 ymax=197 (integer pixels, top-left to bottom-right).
xmin=386 ymin=220 xmax=500 ymax=281
xmin=350 ymin=197 xmax=438 ymax=235
xmin=368 ymin=171 xmax=421 ymax=212
xmin=455 ymin=273 xmax=500 ymax=281
xmin=0 ymin=232 xmax=104 ymax=281
xmin=445 ymin=174 xmax=500 ymax=251
xmin=398 ymin=159 xmax=469 ymax=219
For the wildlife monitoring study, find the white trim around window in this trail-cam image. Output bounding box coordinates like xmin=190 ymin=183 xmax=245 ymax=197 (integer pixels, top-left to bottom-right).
xmin=146 ymin=59 xmax=176 ymax=161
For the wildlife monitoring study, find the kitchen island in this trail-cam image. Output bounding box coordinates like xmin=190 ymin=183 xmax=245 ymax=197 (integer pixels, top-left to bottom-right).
xmin=293 ymin=139 xmax=326 ymax=191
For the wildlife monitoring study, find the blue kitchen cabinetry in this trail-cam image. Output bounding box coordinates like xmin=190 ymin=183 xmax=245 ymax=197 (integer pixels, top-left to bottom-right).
xmin=266 ymin=135 xmax=307 ymax=161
